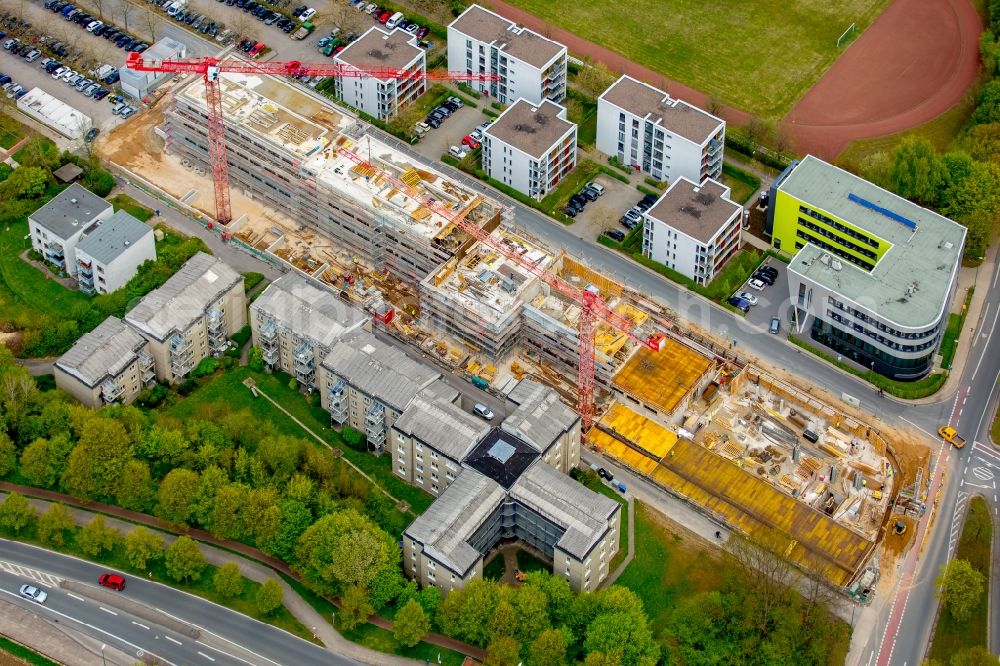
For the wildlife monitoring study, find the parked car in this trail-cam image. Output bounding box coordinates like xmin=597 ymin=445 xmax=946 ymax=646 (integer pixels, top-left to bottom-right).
xmin=604 ymin=229 xmax=625 ymax=242
xmin=473 ymin=403 xmax=494 ymax=420
xmin=425 ymin=116 xmax=441 ymax=129
xmin=748 ymin=278 xmax=767 ymax=291
xmin=562 ymin=205 xmax=579 ymax=218
xmin=299 ymin=7 xmax=316 ymax=20
xmin=587 ymin=181 xmax=605 ymax=196
xmin=757 ymin=265 xmax=778 ymax=279
xmin=732 ymin=291 xmax=758 ymax=305
xmin=461 ymin=135 xmax=479 ymax=149
xmin=415 ymin=26 xmax=428 ymax=39
xmin=751 ymin=270 xmax=775 ymax=286
xmin=580 ymin=186 xmax=599 ymax=202
xmin=119 ymin=105 xmax=137 ymax=118
xmin=5 ymin=84 xmax=23 ymax=98
xmin=93 ymin=87 xmax=110 ymax=100
xmin=620 ymin=210 xmax=642 ymax=229
xmin=448 ymin=145 xmax=469 ymax=159
xmin=727 ymin=296 xmax=751 ymax=313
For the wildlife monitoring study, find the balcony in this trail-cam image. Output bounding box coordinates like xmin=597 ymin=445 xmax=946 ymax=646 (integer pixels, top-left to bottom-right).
xmin=169 ymin=333 xmax=193 ymax=355
xmin=707 ymin=138 xmax=722 ymax=156
xmin=207 ymin=307 xmax=227 ymax=355
xmin=327 ymin=378 xmax=347 ymax=424
xmin=366 ymin=401 xmax=386 ymax=449
xmin=101 ymin=379 xmax=124 ymax=404
xmin=137 ymin=350 xmax=155 ymax=384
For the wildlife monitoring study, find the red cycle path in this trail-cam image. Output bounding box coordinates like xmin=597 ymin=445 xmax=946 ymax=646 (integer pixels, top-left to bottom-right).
xmin=485 ymin=0 xmax=982 ymax=159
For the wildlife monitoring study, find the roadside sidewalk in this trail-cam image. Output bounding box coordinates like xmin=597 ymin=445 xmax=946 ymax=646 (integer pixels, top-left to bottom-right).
xmin=0 ymin=599 xmax=137 ymax=666
xmin=0 ymin=483 xmax=485 ymax=664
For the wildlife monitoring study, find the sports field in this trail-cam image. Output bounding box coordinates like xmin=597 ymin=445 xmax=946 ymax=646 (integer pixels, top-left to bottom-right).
xmin=504 ymin=0 xmax=890 ymax=116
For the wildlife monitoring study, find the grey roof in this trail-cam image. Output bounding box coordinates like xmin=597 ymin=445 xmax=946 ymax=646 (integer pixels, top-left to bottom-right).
xmin=125 ymin=252 xmax=241 ymax=341
xmin=75 ymin=211 xmax=153 ymax=265
xmin=463 ymin=427 xmax=539 ymax=489
xmin=781 ymin=156 xmax=966 ymax=328
xmin=404 ymin=469 xmax=506 ymax=575
xmin=646 ymin=177 xmax=741 ymax=244
xmin=449 ymin=5 xmax=565 ymax=69
xmin=502 ymin=379 xmax=578 ymax=453
xmin=252 ymin=273 xmax=367 ymax=348
xmin=336 ymin=27 xmax=423 ymax=74
xmin=392 ymin=387 xmax=490 ymax=461
xmin=321 ymin=331 xmax=440 ymax=412
xmin=54 ymin=316 xmax=146 ymax=387
xmin=485 ymin=99 xmax=576 ymax=159
xmin=600 ymin=75 xmax=724 ymax=144
xmin=52 ymin=163 xmax=83 ymax=183
xmin=510 ymin=463 xmax=619 ymax=559
xmin=29 ymin=183 xmax=111 ymax=240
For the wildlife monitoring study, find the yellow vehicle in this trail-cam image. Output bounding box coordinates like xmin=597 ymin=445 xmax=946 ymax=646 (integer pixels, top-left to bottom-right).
xmin=938 ymin=425 xmax=967 ymax=449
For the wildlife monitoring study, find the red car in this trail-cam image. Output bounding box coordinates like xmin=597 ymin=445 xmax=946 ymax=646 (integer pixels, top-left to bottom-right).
xmin=462 ymin=135 xmax=480 ymax=149
xmin=377 ymin=10 xmax=391 ymax=23
xmin=98 ymin=573 xmax=126 ymax=591
xmin=415 ymin=26 xmax=429 ymax=39
xmin=248 ymin=42 xmax=266 ymax=57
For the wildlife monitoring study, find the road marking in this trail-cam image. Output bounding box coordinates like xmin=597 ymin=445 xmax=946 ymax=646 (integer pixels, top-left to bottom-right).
xmin=867 ymin=651 xmax=874 ymax=666
xmin=972 ymin=466 xmax=995 ymax=481
xmin=132 ymin=621 xmax=150 ymax=630
xmin=99 ymin=607 xmax=118 ymax=616
xmin=67 ymin=592 xmax=85 ymax=602
xmin=0 ymin=561 xmax=63 ymax=588
xmin=195 ymin=641 xmax=259 ymax=666
xmin=971 ymin=305 xmax=999 ymax=381
xmin=973 ymin=439 xmax=1000 ymax=463
xmin=900 ymin=418 xmax=938 ymax=440
xmin=197 ymin=651 xmax=216 ymax=662
xmin=164 ymin=636 xmax=182 ymax=646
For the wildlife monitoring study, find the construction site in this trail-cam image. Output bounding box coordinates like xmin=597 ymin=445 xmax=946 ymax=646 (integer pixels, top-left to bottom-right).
xmin=95 ymin=66 xmax=910 ymax=595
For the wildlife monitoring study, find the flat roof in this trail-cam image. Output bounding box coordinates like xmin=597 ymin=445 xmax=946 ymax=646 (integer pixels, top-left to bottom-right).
xmin=510 ymin=463 xmax=619 ymax=559
xmin=463 ymin=427 xmax=539 ymax=489
xmin=502 ymin=379 xmax=579 ymax=453
xmin=321 ymin=331 xmax=440 ymax=412
xmin=600 ymin=402 xmax=678 ymax=459
xmin=485 ymin=99 xmax=575 ymax=159
xmin=335 ymin=26 xmax=423 ymax=73
xmin=449 ymin=4 xmax=565 ymax=69
xmin=424 ymin=230 xmax=551 ymax=323
xmin=76 ymin=211 xmax=152 ymax=265
xmin=55 ymin=316 xmax=146 ymax=388
xmin=404 ymin=469 xmax=507 ymax=575
xmin=646 ymin=178 xmax=741 ymax=244
xmin=613 ymin=338 xmax=713 ymax=415
xmin=392 ymin=387 xmax=491 ymax=461
xmin=29 ymin=183 xmax=111 ymax=240
xmin=253 ymin=273 xmax=367 ymax=349
xmin=125 ymin=253 xmax=242 ymax=341
xmin=781 ymin=156 xmax=966 ymax=328
xmin=600 ymin=75 xmax=724 ymax=144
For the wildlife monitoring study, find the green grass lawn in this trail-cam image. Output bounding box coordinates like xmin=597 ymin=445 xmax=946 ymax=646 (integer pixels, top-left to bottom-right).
xmin=928 ymin=496 xmax=993 ymax=660
xmin=721 ymin=172 xmax=756 ymax=205
xmin=515 ymin=548 xmax=550 ymax=575
xmin=578 ymin=472 xmax=630 ymax=570
xmin=109 ymin=193 xmax=155 ymax=222
xmin=0 ymin=112 xmax=28 ymax=151
xmin=0 ymin=635 xmax=60 ymax=666
xmin=505 ymin=0 xmax=891 ymax=116
xmin=483 ymin=553 xmax=506 ymax=580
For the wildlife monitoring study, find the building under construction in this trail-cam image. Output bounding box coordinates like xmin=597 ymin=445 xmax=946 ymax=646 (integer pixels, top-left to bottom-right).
xmin=163 ymin=72 xmax=509 ymax=285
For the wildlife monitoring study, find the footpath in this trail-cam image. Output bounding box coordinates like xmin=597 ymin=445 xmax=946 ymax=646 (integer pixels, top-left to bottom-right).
xmin=0 ymin=483 xmax=486 ymax=664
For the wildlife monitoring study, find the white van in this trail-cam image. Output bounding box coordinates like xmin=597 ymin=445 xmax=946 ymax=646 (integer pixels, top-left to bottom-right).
xmin=385 ymin=11 xmax=404 ymax=29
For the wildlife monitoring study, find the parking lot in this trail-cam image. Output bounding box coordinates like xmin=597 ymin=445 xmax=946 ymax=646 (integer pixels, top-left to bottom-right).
xmin=410 ymin=104 xmax=486 ymax=162
xmin=738 ymin=256 xmax=790 ymax=333
xmin=0 ymin=46 xmax=125 ymax=133
xmin=567 ymin=178 xmax=652 ymax=243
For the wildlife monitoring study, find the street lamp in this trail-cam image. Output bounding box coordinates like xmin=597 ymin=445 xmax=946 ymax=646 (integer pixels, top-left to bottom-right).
xmin=100 ymin=643 xmax=107 ymax=666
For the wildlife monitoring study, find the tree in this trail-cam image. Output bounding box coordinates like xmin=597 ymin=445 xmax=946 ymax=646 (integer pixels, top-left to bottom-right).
xmin=62 ymin=416 xmax=134 ymax=499
xmin=115 ymin=0 xmax=133 ymax=32
xmin=936 ymin=559 xmax=985 ymax=622
xmin=115 ymin=459 xmax=155 ymax=511
xmin=950 ymin=647 xmax=1000 ymax=666
xmin=165 ymin=536 xmax=206 ymax=582
xmin=889 ymin=136 xmax=947 ymax=205
xmin=248 ymin=346 xmax=264 ymax=371
xmin=339 ymin=584 xmax=374 ymax=630
xmin=156 ymin=468 xmax=200 ymax=525
xmin=962 ymin=123 xmax=1000 ymax=164
xmin=530 ymin=628 xmax=567 ymax=666
xmin=489 ymin=599 xmax=517 ymax=639
xmin=0 ymin=492 xmax=35 ymax=534
xmin=124 ymin=527 xmax=165 ymax=570
xmin=393 ymin=597 xmax=430 ymax=647
xmin=209 ymin=483 xmax=249 ymax=540
xmin=0 ymin=431 xmax=15 ymax=478
xmin=20 ymin=438 xmax=56 ymax=487
xmin=37 ymin=503 xmax=76 ymax=546
xmin=485 ymin=636 xmax=521 ymax=666
xmin=0 ymin=166 xmax=49 ymax=200
xmin=584 ymin=612 xmax=659 ymax=666
xmin=213 ymin=562 xmax=245 ymax=598
xmin=972 ymin=80 xmax=1000 ymax=125
xmin=255 ymin=578 xmax=283 ymax=616
xmin=77 ymin=515 xmax=120 ymax=557
xmin=575 ymin=60 xmax=617 ymax=98
xmin=515 ymin=584 xmax=550 ymax=645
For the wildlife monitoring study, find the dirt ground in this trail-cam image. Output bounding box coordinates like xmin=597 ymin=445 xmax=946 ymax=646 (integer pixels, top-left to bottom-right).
xmin=881 ymin=514 xmax=917 ymax=562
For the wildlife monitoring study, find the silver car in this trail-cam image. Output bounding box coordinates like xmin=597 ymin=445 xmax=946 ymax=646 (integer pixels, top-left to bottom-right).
xmin=19 ymin=585 xmax=47 ymax=604
xmin=82 ymin=83 xmax=100 ymax=97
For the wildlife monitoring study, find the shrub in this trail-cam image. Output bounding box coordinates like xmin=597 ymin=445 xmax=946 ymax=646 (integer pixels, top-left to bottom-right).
xmin=255 ymin=578 xmax=283 ymax=615
xmin=177 ymin=379 xmax=199 ymax=396
xmin=190 ymin=357 xmax=219 ymax=379
xmin=243 ymin=272 xmax=265 ymax=293
xmin=341 ymin=427 xmax=366 ymax=451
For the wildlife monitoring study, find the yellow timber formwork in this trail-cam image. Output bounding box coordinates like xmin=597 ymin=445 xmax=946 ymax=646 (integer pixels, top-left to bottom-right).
xmin=601 ymin=403 xmax=678 ymax=459
xmin=613 ymin=338 xmax=713 ymax=416
xmin=648 ymin=439 xmax=873 ymax=586
xmin=560 ymin=257 xmax=624 ymax=299
xmin=588 ymin=429 xmax=659 ymax=476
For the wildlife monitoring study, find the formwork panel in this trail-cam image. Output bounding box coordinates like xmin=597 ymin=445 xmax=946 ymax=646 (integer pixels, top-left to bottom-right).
xmin=612 ymin=339 xmax=713 ymax=415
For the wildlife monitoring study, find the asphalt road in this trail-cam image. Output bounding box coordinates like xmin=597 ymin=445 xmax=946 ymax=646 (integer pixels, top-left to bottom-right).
xmin=0 ymin=539 xmax=357 ymax=666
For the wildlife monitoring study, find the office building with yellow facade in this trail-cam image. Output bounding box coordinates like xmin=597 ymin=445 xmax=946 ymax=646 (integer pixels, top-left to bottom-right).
xmin=765 ymin=156 xmax=965 ymax=380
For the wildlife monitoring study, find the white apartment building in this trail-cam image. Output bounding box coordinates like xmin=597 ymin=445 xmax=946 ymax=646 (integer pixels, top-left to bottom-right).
xmin=28 ymin=183 xmax=113 ymax=278
xmin=125 ymin=253 xmax=246 ymax=383
xmin=642 ymin=178 xmax=742 ymax=285
xmin=54 ymin=316 xmax=155 ymax=408
xmin=332 ymin=27 xmax=426 ymax=121
xmin=318 ymin=330 xmax=441 ymax=452
xmin=597 ymin=75 xmax=725 ymax=184
xmin=74 ymin=211 xmax=156 ymax=295
xmin=448 ymin=4 xmax=567 ymax=105
xmin=482 ymin=99 xmax=577 ymax=199
xmin=250 ymin=273 xmax=368 ymax=389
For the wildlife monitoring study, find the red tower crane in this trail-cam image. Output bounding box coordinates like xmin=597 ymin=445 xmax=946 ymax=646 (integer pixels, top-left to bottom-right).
xmin=124 ymin=52 xmax=499 ymax=229
xmin=336 ymin=148 xmax=666 ymax=433
xmin=123 ymin=52 xmax=665 ymax=433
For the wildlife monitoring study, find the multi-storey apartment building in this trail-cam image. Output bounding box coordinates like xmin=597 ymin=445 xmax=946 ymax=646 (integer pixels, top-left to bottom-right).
xmin=482 ymin=99 xmax=577 ymax=200
xmin=597 ymin=75 xmax=725 ymax=184
xmin=642 ymin=178 xmax=742 ymax=285
xmin=74 ymin=211 xmax=156 ymax=295
xmin=250 ymin=273 xmax=368 ymax=389
xmin=766 ymin=155 xmax=966 ymax=379
xmin=54 ymin=316 xmax=155 ymax=408
xmin=28 ymin=184 xmax=112 ymax=278
xmin=448 ymin=4 xmax=567 ymax=105
xmin=125 ymin=253 xmax=246 ymax=383
xmin=332 ymin=27 xmax=426 ymax=121
xmin=501 ymin=378 xmax=580 ymax=473
xmin=318 ymin=330 xmax=441 ymax=452
xmin=161 ymin=71 xmax=507 ymax=286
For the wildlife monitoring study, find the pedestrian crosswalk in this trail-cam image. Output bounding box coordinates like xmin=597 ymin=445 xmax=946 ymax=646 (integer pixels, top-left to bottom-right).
xmin=0 ymin=560 xmax=62 ymax=588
